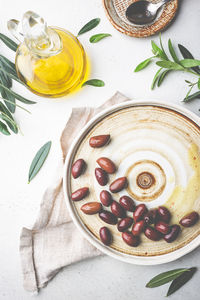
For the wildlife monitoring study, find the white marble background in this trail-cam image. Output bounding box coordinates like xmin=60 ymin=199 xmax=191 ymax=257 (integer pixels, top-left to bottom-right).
xmin=0 ymin=0 xmax=200 ymax=299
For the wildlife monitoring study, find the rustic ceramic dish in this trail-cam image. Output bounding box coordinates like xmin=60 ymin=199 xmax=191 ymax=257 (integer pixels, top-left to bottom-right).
xmin=63 ymin=100 xmax=200 ymax=265
xmin=102 ymin=0 xmax=179 ymax=37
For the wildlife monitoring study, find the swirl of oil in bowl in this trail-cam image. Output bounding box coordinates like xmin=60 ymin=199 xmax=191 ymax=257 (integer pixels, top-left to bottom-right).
xmin=102 ymin=133 xmax=188 ymax=209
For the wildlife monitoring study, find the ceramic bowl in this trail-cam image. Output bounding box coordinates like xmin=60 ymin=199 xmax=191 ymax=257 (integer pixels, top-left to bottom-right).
xmin=63 ymin=100 xmax=200 ymax=265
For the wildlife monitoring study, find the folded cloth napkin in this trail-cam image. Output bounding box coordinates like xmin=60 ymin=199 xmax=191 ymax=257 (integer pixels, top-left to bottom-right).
xmin=20 ymin=92 xmax=130 ymax=293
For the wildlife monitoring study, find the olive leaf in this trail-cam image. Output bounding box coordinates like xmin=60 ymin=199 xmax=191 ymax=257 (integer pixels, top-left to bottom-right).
xmin=185 ymin=85 xmax=194 ymax=100
xmin=0 ymin=55 xmax=17 ymax=76
xmin=135 ymin=57 xmax=154 ymax=72
xmin=156 ymin=60 xmax=184 ymax=70
xmin=0 ymin=62 xmax=17 ymax=114
xmin=0 ymin=112 xmax=18 ymax=134
xmin=0 ymin=101 xmax=18 ymax=133
xmin=0 ymin=62 xmax=15 ymax=113
xmin=183 ymin=90 xmax=200 ymax=102
xmin=166 ymin=267 xmax=197 ymax=297
xmin=1 ymin=97 xmax=31 ymax=113
xmin=0 ymin=33 xmax=18 ymax=52
xmin=198 ymin=78 xmax=200 ymax=89
xmin=151 ymin=41 xmax=168 ymax=60
xmin=90 ymin=33 xmax=111 ymax=43
xmin=0 ymin=101 xmax=14 ymax=119
xmin=0 ymin=120 xmax=10 ymax=135
xmin=0 ymin=55 xmax=16 ymax=70
xmin=178 ymin=44 xmax=200 ymax=74
xmin=168 ymin=39 xmax=179 ymax=63
xmin=178 ymin=44 xmax=194 ymax=59
xmin=82 ymin=79 xmax=105 ymax=87
xmin=28 ymin=141 xmax=52 ymax=183
xmin=0 ymin=82 xmax=36 ymax=104
xmin=151 ymin=68 xmax=162 ymax=89
xmin=159 ymin=33 xmax=168 ymax=60
xmin=157 ymin=70 xmax=170 ymax=87
xmin=1 ymin=88 xmax=16 ymax=113
xmin=146 ymin=268 xmax=189 ymax=288
xmin=0 ymin=61 xmax=12 ymax=88
xmin=77 ymin=18 xmax=100 ymax=36
xmin=180 ymin=59 xmax=200 ymax=68
xmin=0 ymin=66 xmax=24 ymax=85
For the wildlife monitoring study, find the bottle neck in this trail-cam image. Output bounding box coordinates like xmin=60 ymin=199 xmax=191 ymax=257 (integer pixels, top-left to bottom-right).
xmin=8 ymin=11 xmax=62 ymax=58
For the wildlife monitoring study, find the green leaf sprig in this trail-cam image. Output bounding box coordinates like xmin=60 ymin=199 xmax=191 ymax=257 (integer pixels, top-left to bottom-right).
xmin=28 ymin=141 xmax=52 ymax=183
xmin=146 ymin=267 xmax=197 ymax=297
xmin=134 ymin=34 xmax=200 ymax=102
xmin=0 ymin=33 xmax=36 ymax=136
xmin=0 ymin=33 xmax=18 ymax=51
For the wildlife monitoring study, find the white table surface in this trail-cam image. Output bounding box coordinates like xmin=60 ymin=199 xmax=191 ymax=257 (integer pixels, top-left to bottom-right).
xmin=0 ymin=0 xmax=200 ymax=299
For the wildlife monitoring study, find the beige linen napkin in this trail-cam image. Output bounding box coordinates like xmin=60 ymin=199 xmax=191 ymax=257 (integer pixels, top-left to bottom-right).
xmin=20 ymin=92 xmax=130 ymax=293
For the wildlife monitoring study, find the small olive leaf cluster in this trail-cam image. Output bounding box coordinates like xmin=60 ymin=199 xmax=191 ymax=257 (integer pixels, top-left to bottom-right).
xmin=77 ymin=18 xmax=112 ymax=87
xmin=0 ymin=33 xmax=36 ymax=136
xmin=146 ymin=267 xmax=197 ymax=297
xmin=134 ymin=34 xmax=200 ymax=102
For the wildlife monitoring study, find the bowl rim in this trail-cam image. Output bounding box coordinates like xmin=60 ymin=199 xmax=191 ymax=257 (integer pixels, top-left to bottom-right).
xmin=63 ymin=99 xmax=200 ymax=265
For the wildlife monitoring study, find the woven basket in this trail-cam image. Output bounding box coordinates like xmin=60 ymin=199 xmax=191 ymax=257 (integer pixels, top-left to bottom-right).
xmin=103 ymin=0 xmax=179 ymax=37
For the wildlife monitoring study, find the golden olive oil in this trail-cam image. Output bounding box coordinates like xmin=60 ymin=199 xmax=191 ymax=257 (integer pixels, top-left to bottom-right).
xmin=166 ymin=143 xmax=200 ymax=223
xmin=15 ymin=28 xmax=89 ymax=97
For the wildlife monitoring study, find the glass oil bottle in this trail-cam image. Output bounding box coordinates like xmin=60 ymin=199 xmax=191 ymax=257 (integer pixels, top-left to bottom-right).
xmin=8 ymin=11 xmax=89 ymax=97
